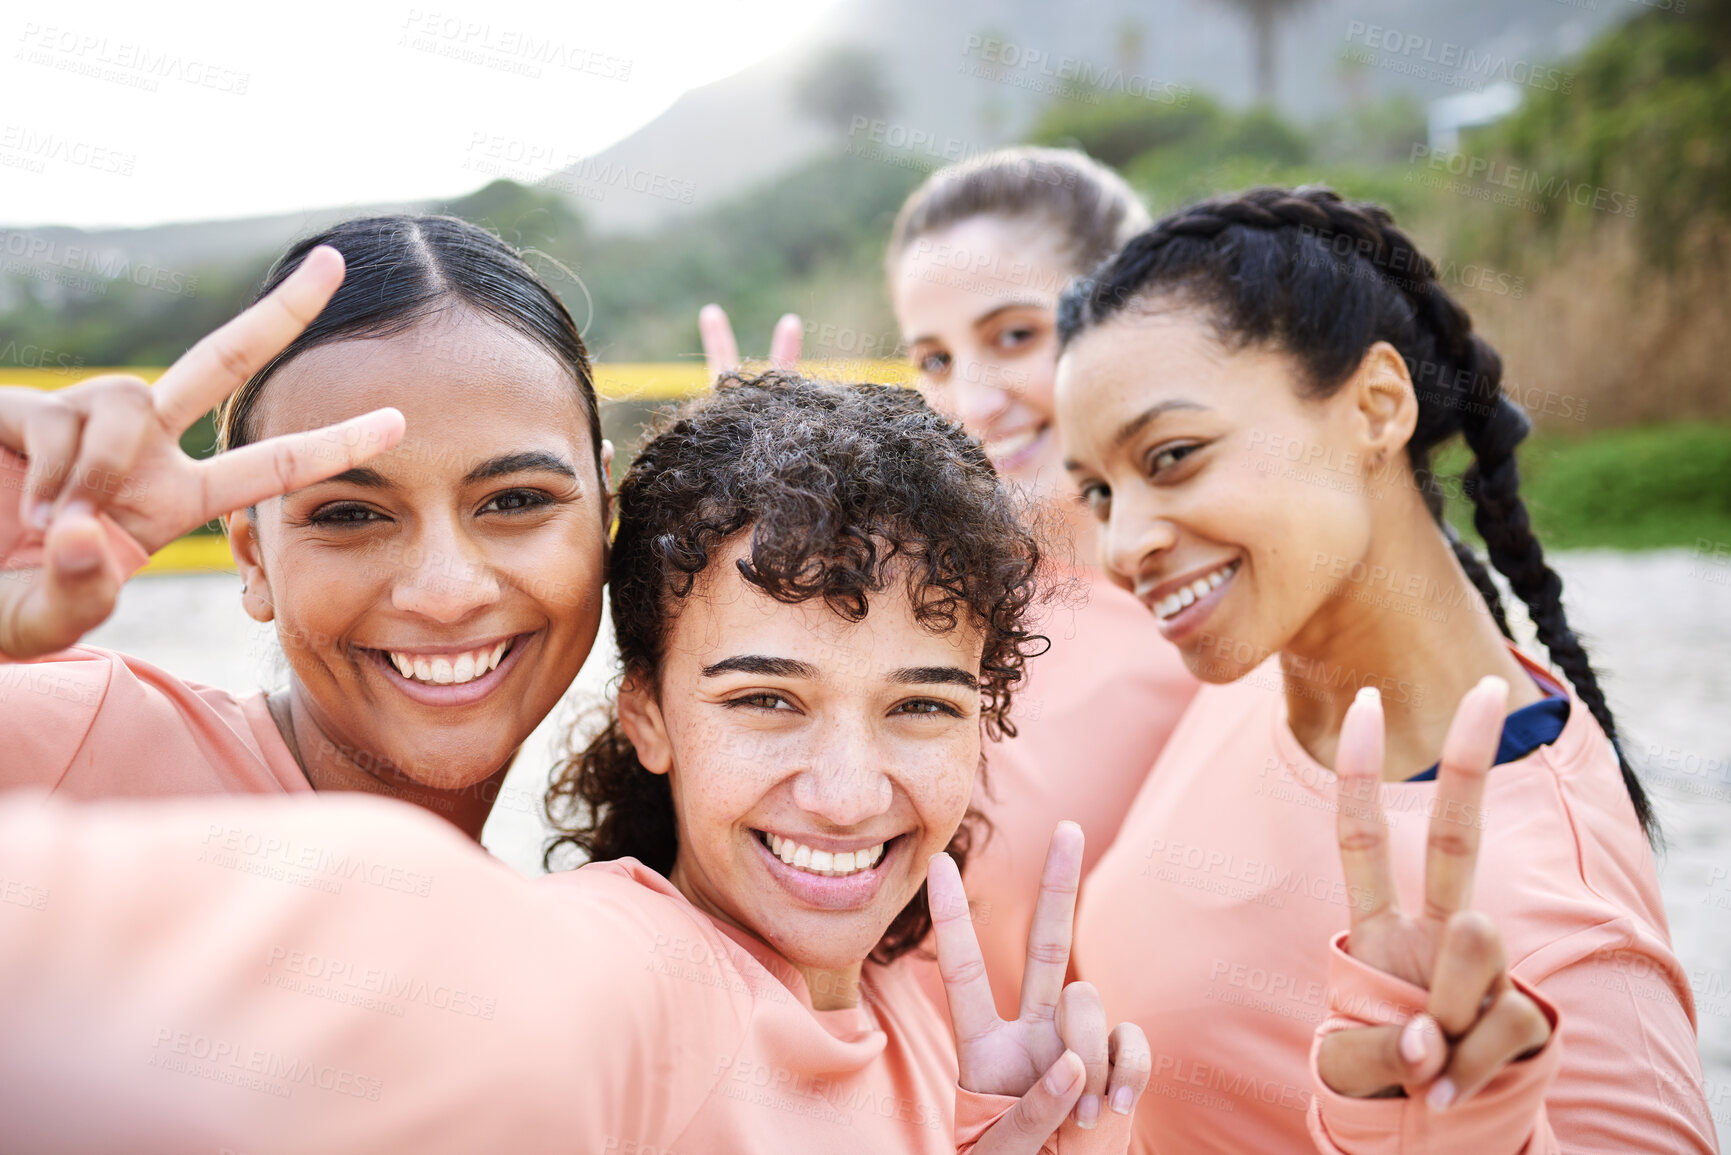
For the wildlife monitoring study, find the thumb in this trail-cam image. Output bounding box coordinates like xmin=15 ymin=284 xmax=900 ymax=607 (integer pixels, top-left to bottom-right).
xmin=972 ymin=1050 xmax=1084 ymax=1155
xmin=0 ymin=503 xmax=123 ymax=659
xmin=1316 ymin=1016 xmax=1448 ymax=1099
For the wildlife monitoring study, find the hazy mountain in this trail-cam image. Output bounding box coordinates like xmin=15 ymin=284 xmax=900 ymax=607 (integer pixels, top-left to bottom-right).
xmin=547 ymin=0 xmax=1628 ymax=232
xmin=0 ymin=0 xmax=1628 ymax=279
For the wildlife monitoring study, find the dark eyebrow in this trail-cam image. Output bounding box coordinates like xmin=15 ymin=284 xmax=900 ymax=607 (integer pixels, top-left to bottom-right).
xmin=1110 ymin=399 xmax=1209 ymax=450
xmin=701 ymin=655 xmax=819 ymax=679
xmin=316 ymin=466 xmax=390 ymax=488
xmin=464 ymin=451 xmax=578 ymax=485
xmin=890 ymin=666 xmax=980 ymax=690
xmin=304 ymin=452 xmax=578 ymax=491
xmin=906 ymin=300 xmax=1046 ymax=349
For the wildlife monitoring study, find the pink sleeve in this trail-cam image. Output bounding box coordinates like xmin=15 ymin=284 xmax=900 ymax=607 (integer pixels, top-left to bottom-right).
xmin=1307 ymin=932 xmax=1564 ymax=1155
xmin=0 ymin=448 xmax=153 ymax=650
xmin=0 ymin=792 xmax=730 ymax=1154
xmin=1515 ymin=929 xmax=1717 ymax=1153
xmin=955 ymin=1086 xmax=1059 ymax=1154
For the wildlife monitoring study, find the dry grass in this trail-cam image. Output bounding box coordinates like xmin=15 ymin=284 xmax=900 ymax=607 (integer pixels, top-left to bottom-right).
xmin=1468 ymin=221 xmax=1731 ymax=431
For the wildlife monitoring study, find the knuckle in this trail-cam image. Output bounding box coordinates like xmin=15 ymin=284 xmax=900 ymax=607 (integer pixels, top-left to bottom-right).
xmin=1445 ymin=911 xmax=1505 ymax=967
xmin=940 ymin=957 xmax=988 ymax=987
xmin=1427 ymin=830 xmax=1475 ymax=859
xmin=1026 ymin=943 xmax=1069 ymax=967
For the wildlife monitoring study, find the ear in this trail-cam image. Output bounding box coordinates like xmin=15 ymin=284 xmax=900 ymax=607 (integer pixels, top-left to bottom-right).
xmin=616 ymin=673 xmax=673 ymax=776
xmin=1348 ymin=341 xmax=1419 ymax=464
xmin=599 ymin=438 xmax=616 ymax=528
xmin=227 ymin=507 xmax=275 ymax=624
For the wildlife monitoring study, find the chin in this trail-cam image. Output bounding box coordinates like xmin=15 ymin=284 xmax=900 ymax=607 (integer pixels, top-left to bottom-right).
xmin=773 ymin=915 xmax=891 ymax=972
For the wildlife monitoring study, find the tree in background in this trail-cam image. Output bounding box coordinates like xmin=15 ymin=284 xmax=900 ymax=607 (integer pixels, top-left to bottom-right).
xmin=793 ymin=46 xmax=896 ymax=138
xmin=1216 ymin=0 xmax=1314 ymax=104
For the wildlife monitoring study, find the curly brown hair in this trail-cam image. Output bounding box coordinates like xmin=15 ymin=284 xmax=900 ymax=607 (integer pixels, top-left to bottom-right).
xmin=545 ymin=370 xmax=1046 ymax=963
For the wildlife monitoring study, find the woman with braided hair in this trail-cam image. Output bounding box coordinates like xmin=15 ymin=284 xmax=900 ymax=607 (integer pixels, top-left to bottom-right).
xmin=1056 ymin=187 xmax=1714 ymax=1153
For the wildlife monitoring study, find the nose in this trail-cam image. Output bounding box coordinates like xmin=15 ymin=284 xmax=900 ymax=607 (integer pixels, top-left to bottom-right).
xmin=1102 ymin=489 xmax=1177 ymax=588
xmin=791 ymin=713 xmax=895 ymax=829
xmin=389 ymin=518 xmax=503 ymax=623
xmin=949 ymin=360 xmax=1013 ymax=428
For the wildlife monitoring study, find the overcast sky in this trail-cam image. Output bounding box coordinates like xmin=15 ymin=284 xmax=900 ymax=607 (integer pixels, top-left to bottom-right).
xmin=1 ymin=0 xmax=839 ymax=229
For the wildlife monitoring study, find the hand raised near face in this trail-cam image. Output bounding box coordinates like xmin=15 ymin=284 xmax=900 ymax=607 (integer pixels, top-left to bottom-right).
xmin=0 ymin=246 xmax=404 ymax=658
xmin=1318 ymin=679 xmax=1553 ymax=1110
xmin=930 ymin=821 xmax=1150 ymax=1153
xmin=698 ymin=303 xmax=802 ymax=385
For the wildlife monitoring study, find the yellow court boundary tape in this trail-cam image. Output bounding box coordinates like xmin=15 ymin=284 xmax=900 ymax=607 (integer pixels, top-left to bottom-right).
xmin=0 ymin=360 xmax=915 ymax=399
xmin=5 ymin=361 xmax=917 ymax=571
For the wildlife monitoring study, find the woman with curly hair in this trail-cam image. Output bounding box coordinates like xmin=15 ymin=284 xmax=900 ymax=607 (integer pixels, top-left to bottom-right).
xmin=705 ymin=148 xmax=1199 ymax=1026
xmin=0 ymin=373 xmax=1150 ymax=1154
xmin=1057 ymin=187 xmax=1713 ymax=1152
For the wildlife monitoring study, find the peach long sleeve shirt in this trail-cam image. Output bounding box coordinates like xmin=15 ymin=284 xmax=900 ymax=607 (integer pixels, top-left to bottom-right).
xmin=0 ymin=791 xmax=1079 ymax=1154
xmin=925 ymin=569 xmax=1196 ymax=1021
xmin=1073 ymin=651 xmax=1716 ymax=1154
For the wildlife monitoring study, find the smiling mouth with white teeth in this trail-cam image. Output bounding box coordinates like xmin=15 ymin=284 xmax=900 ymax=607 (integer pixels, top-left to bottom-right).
xmin=384 ymin=640 xmax=513 ymax=686
xmin=758 ymin=831 xmax=888 ymax=878
xmin=1154 ymin=559 xmax=1240 ymax=621
xmin=980 ymin=425 xmax=1046 ymax=464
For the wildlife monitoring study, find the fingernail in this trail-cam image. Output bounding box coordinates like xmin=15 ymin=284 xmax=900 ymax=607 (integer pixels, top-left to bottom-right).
xmin=1427 ymin=1077 xmax=1457 ymax=1111
xmin=61 ymin=499 xmax=96 ymax=521
xmin=1400 ymin=1014 xmax=1433 ymax=1065
xmin=1044 ymin=1052 xmax=1081 ymax=1095
xmin=1355 ymin=686 xmax=1381 ymax=706
xmin=1111 ymin=1085 xmax=1135 ymax=1115
xmin=1076 ymin=1093 xmax=1101 ymax=1129
xmin=28 ymin=501 xmax=51 ymax=530
xmin=56 ymin=534 xmax=102 ymax=575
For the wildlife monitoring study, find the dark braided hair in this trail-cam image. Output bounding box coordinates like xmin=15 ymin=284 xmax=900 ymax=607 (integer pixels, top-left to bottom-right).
xmin=1057 ymin=186 xmax=1656 ymax=841
xmin=545 ymin=371 xmax=1046 ymax=963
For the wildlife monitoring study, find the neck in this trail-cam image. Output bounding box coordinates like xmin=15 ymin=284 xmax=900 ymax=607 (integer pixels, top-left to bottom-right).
xmin=667 ymin=860 xmax=866 ymax=1011
xmin=1281 ymin=517 xmax=1541 ymax=780
xmin=799 ymin=962 xmax=866 ymax=1011
xmin=267 ymin=686 xmax=510 ymax=840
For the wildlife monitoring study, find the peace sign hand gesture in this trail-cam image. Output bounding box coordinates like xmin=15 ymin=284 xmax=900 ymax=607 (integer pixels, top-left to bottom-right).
xmin=1319 ymin=677 xmax=1553 ymax=1110
xmin=929 ymin=821 xmax=1150 ymax=1153
xmin=698 ymin=303 xmax=802 ymax=384
xmin=0 ymin=246 xmax=405 ymax=659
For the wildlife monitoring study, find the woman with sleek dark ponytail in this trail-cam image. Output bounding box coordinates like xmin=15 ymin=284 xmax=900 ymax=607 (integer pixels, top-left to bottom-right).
xmin=1056 ymin=187 xmax=1711 ymax=1152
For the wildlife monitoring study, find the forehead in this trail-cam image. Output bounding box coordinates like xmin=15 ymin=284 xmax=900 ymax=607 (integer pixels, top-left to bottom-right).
xmin=1057 ymin=310 xmax=1297 ymax=452
xmin=253 ymin=308 xmax=591 ymax=453
xmin=894 ymin=214 xmax=1076 ymax=324
xmin=665 ymin=538 xmax=984 ymax=676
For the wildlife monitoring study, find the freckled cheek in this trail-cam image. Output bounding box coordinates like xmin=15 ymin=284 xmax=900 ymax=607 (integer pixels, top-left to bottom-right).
xmin=899 ymin=742 xmax=977 ymax=842
xmin=671 ymin=719 xmax=787 ymax=825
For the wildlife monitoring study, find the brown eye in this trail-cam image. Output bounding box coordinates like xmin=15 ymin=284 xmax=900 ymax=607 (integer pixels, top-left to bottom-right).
xmin=480 ymin=489 xmax=553 ymax=514
xmin=309 ymin=503 xmax=385 ymax=526
xmin=1147 ymin=442 xmax=1201 ymax=477
xmin=893 ymin=698 xmax=962 ymax=718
